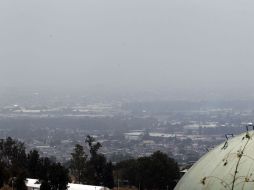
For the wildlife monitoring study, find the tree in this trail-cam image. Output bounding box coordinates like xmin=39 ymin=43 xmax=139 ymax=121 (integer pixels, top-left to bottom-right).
xmin=70 ymin=144 xmax=87 ymax=183
xmin=85 ymin=135 xmax=101 ymax=157
xmin=115 ymin=159 xmax=137 ymax=187
xmin=0 ymin=137 xmax=27 ymax=168
xmin=85 ymin=154 xmax=106 ymax=185
xmin=84 ymin=136 xmax=114 ymax=188
xmin=27 ymin=150 xmax=41 ymax=178
xmin=47 ymin=162 xmax=69 ymax=190
xmin=37 ymin=158 xmax=69 ymax=190
xmin=0 ymin=162 xmax=8 ymax=188
xmin=136 ymin=156 xmax=152 ymax=190
xmin=148 ymin=151 xmax=180 ymax=189
xmin=102 ymin=162 xmax=114 ymax=189
xmin=116 ymin=151 xmax=180 ymax=190
xmin=14 ymin=171 xmax=27 ymax=190
xmin=0 ymin=138 xmax=27 ymax=189
xmin=40 ymin=180 xmax=51 ymax=190
xmin=0 ymin=137 xmax=69 ymax=190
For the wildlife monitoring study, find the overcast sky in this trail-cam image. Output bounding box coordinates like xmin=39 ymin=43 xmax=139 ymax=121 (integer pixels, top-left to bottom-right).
xmin=1 ymin=0 xmax=254 ymax=98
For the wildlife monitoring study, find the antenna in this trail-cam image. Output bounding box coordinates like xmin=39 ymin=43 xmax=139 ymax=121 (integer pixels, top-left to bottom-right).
xmin=246 ymin=122 xmax=254 ymax=131
xmin=225 ymin=134 xmax=234 ymax=140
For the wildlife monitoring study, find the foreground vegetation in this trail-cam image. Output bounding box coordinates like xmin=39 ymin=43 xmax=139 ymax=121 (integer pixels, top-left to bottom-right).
xmin=0 ymin=136 xmax=180 ymax=190
xmin=116 ymin=151 xmax=180 ymax=190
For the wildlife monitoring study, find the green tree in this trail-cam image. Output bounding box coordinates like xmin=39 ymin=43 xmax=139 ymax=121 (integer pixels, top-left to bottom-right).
xmin=40 ymin=180 xmax=51 ymax=190
xmin=47 ymin=162 xmax=69 ymax=190
xmin=27 ymin=150 xmax=41 ymax=178
xmin=0 ymin=138 xmax=27 ymax=190
xmin=85 ymin=136 xmax=114 ymax=188
xmin=38 ymin=158 xmax=69 ymax=190
xmin=0 ymin=161 xmax=8 ymax=188
xmin=70 ymin=144 xmax=87 ymax=183
xmin=0 ymin=137 xmax=69 ymax=190
xmin=85 ymin=135 xmax=101 ymax=157
xmin=14 ymin=171 xmax=27 ymax=190
xmin=102 ymin=162 xmax=114 ymax=189
xmin=115 ymin=159 xmax=137 ymax=187
xmin=148 ymin=151 xmax=179 ymax=189
xmin=116 ymin=151 xmax=180 ymax=190
xmin=85 ymin=154 xmax=106 ymax=185
xmin=0 ymin=137 xmax=27 ymax=168
xmin=38 ymin=157 xmax=51 ymax=180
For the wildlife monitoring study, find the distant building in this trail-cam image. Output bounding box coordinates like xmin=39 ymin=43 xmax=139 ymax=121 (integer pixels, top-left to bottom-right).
xmin=124 ymin=131 xmax=144 ymax=141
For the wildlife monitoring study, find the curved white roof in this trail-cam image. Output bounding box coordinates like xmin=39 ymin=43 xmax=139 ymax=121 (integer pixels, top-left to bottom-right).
xmin=175 ymin=131 xmax=254 ymax=190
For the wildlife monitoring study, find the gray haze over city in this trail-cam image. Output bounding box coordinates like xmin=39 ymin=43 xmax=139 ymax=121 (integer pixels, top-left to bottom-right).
xmin=1 ymin=0 xmax=254 ymax=100
xmin=1 ymin=0 xmax=254 ymax=166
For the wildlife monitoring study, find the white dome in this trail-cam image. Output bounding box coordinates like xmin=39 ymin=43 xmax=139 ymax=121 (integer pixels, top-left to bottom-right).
xmin=175 ymin=130 xmax=254 ymax=190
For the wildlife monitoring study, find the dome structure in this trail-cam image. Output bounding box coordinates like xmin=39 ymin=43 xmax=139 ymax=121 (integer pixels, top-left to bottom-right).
xmin=175 ymin=128 xmax=254 ymax=190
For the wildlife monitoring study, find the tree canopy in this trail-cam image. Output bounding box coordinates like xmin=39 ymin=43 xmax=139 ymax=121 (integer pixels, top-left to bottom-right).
xmin=0 ymin=137 xmax=69 ymax=190
xmin=0 ymin=136 xmax=180 ymax=190
xmin=70 ymin=135 xmax=114 ymax=188
xmin=116 ymin=151 xmax=180 ymax=190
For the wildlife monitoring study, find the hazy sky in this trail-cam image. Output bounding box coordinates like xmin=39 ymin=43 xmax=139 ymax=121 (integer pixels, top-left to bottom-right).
xmin=1 ymin=0 xmax=254 ymax=97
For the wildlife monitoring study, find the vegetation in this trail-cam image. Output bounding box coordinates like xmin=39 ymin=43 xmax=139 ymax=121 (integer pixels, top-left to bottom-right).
xmin=0 ymin=136 xmax=114 ymax=190
xmin=0 ymin=137 xmax=69 ymax=190
xmin=0 ymin=137 xmax=180 ymax=190
xmin=70 ymin=144 xmax=87 ymax=184
xmin=116 ymin=151 xmax=180 ymax=190
xmin=70 ymin=135 xmax=114 ymax=188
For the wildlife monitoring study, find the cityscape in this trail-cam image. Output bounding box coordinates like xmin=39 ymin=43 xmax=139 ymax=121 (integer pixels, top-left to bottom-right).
xmin=0 ymin=92 xmax=252 ymax=167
